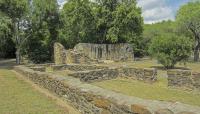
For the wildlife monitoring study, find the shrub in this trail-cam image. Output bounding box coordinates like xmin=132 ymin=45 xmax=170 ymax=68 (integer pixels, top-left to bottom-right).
xmin=148 ymin=34 xmax=192 ymax=69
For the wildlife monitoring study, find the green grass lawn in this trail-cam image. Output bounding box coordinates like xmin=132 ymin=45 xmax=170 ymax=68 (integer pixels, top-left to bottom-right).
xmin=0 ymin=61 xmax=79 ymax=114
xmin=93 ymin=77 xmax=200 ymax=106
xmin=104 ymin=59 xmax=200 ymax=71
xmin=94 ymin=59 xmax=200 ymax=106
xmin=0 ymin=69 xmax=68 ymax=114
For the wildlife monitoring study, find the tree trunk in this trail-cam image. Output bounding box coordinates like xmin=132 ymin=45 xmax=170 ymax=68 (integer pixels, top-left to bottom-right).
xmin=194 ymin=49 xmax=199 ymax=62
xmin=194 ymin=39 xmax=200 ymax=62
xmin=16 ymin=48 xmax=21 ymax=64
xmin=14 ymin=21 xmax=21 ymax=64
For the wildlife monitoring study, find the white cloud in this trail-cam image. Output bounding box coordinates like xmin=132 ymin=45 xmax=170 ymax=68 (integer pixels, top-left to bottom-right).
xmin=137 ymin=0 xmax=174 ymax=24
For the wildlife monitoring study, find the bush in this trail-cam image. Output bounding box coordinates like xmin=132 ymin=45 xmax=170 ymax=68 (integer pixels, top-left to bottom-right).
xmin=148 ymin=34 xmax=192 ymax=69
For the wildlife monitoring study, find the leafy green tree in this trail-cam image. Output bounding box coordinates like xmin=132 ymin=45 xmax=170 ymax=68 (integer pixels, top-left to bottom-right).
xmin=0 ymin=0 xmax=28 ymax=64
xmin=149 ymin=34 xmax=192 ymax=69
xmin=59 ymin=0 xmax=143 ymax=54
xmin=24 ymin=0 xmax=59 ymax=63
xmin=94 ymin=0 xmax=143 ymax=44
xmin=59 ymin=0 xmax=96 ymax=49
xmin=0 ymin=12 xmax=15 ymax=58
xmin=142 ymin=20 xmax=176 ymax=56
xmin=176 ymin=1 xmax=200 ymax=62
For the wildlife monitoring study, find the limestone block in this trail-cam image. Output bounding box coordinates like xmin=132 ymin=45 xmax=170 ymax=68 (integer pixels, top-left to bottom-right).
xmin=131 ymin=104 xmax=152 ymax=114
xmin=155 ymin=109 xmax=174 ymax=114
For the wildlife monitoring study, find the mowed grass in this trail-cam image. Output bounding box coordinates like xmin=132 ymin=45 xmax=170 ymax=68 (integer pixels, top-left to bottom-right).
xmin=0 ymin=68 xmax=69 ymax=114
xmin=94 ymin=59 xmax=200 ymax=106
xmin=100 ymin=59 xmax=200 ymax=71
xmin=93 ymin=77 xmax=200 ymax=106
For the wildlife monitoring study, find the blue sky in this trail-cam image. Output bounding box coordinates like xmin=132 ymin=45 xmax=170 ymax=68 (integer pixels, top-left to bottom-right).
xmin=57 ymin=0 xmax=190 ymax=24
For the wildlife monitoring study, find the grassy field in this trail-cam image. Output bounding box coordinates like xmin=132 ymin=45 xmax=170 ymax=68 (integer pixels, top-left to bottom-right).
xmin=100 ymin=59 xmax=200 ymax=71
xmin=93 ymin=78 xmax=200 ymax=106
xmin=0 ymin=60 xmax=79 ymax=114
xmin=93 ymin=59 xmax=200 ymax=106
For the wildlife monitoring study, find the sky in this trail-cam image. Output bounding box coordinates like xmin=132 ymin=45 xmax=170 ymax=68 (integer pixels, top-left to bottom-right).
xmin=57 ymin=0 xmax=190 ymax=24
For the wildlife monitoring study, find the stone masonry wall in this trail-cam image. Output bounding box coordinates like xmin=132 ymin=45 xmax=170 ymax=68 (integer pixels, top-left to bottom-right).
xmin=69 ymin=67 xmax=157 ymax=83
xmin=54 ymin=43 xmax=66 ymax=65
xmin=14 ymin=66 xmax=200 ymax=114
xmin=54 ymin=43 xmax=97 ymax=64
xmin=167 ymin=70 xmax=200 ymax=91
xmin=50 ymin=64 xmax=109 ymax=71
xmin=74 ymin=43 xmax=134 ymax=61
xmin=54 ymin=43 xmax=134 ymax=64
xmin=28 ymin=64 xmax=157 ymax=83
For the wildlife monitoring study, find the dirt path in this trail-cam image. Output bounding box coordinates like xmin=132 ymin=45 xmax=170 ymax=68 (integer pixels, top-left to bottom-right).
xmin=0 ymin=59 xmax=80 ymax=114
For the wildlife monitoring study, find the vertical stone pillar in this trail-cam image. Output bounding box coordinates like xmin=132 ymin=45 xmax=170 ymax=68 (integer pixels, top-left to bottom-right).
xmin=54 ymin=43 xmax=66 ymax=65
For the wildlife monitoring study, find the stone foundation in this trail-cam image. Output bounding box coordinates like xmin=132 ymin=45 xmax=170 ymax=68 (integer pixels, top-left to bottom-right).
xmin=69 ymin=67 xmax=157 ymax=83
xmin=50 ymin=64 xmax=108 ymax=71
xmin=167 ymin=70 xmax=200 ymax=90
xmin=14 ymin=65 xmax=200 ymax=114
xmin=27 ymin=64 xmax=157 ymax=83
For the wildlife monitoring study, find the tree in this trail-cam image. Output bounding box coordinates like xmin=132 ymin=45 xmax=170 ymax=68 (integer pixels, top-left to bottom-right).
xmin=176 ymin=1 xmax=200 ymax=62
xmin=0 ymin=12 xmax=15 ymax=58
xmin=142 ymin=20 xmax=176 ymax=56
xmin=59 ymin=0 xmax=96 ymax=49
xmin=149 ymin=34 xmax=192 ymax=69
xmin=59 ymin=0 xmax=143 ymax=53
xmin=94 ymin=0 xmax=143 ymax=44
xmin=0 ymin=0 xmax=28 ymax=64
xmin=24 ymin=0 xmax=60 ymax=63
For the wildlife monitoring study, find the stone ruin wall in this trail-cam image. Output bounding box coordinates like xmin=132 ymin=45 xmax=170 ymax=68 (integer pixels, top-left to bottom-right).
xmin=54 ymin=42 xmax=134 ymax=65
xmin=29 ymin=64 xmax=157 ymax=83
xmin=54 ymin=43 xmax=66 ymax=64
xmin=15 ymin=65 xmax=200 ymax=114
xmin=68 ymin=67 xmax=157 ymax=83
xmin=74 ymin=43 xmax=134 ymax=61
xmin=167 ymin=70 xmax=200 ymax=91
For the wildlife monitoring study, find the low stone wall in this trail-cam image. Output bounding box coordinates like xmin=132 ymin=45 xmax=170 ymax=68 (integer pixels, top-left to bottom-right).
xmin=14 ymin=66 xmax=200 ymax=114
xmin=50 ymin=64 xmax=109 ymax=71
xmin=69 ymin=68 xmax=119 ymax=82
xmin=69 ymin=67 xmax=157 ymax=83
xmin=119 ymin=68 xmax=157 ymax=82
xmin=167 ymin=70 xmax=200 ymax=91
xmin=28 ymin=64 xmax=157 ymax=83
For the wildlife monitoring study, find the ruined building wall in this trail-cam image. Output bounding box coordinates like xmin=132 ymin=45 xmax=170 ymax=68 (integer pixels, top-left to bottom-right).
xmin=54 ymin=43 xmax=66 ymax=64
xmin=54 ymin=43 xmax=134 ymax=64
xmin=74 ymin=43 xmax=134 ymax=61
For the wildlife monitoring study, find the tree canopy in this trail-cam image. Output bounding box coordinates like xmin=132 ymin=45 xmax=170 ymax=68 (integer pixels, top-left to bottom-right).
xmin=0 ymin=12 xmax=15 ymax=58
xmin=149 ymin=34 xmax=192 ymax=69
xmin=176 ymin=1 xmax=200 ymax=61
xmin=0 ymin=0 xmax=29 ymax=63
xmin=24 ymin=0 xmax=60 ymax=63
xmin=1 ymin=0 xmax=198 ymax=65
xmin=59 ymin=0 xmax=143 ymax=48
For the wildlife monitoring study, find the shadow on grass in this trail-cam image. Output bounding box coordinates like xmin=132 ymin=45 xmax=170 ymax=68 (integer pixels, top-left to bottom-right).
xmin=150 ymin=66 xmax=191 ymax=70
